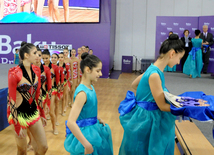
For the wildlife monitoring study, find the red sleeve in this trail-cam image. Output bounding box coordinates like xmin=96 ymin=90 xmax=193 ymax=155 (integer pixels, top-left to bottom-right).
xmin=8 ymin=66 xmax=22 ymax=135
xmin=32 ymin=65 xmax=45 ymax=119
xmin=44 ymin=65 xmax=52 ymax=109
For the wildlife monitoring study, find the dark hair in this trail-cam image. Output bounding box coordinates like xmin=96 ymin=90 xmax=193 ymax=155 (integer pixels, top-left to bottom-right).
xmin=85 ymin=46 xmax=89 ymax=49
xmin=15 ymin=48 xmax=19 ymax=51
xmin=59 ymin=52 xmax=64 ymax=56
xmin=36 ymin=45 xmax=42 ymax=52
xmin=21 ymin=41 xmax=27 ymax=47
xmin=195 ymin=29 xmax=201 ymax=36
xmin=19 ymin=42 xmax=35 ymax=60
xmin=80 ymin=52 xmax=101 ymax=73
xmin=183 ymin=29 xmax=189 ymax=34
xmin=42 ymin=49 xmax=50 ymax=55
xmin=52 ymin=53 xmax=59 ymax=58
xmin=159 ymin=34 xmax=184 ymax=55
xmin=169 ymin=31 xmax=173 ymax=34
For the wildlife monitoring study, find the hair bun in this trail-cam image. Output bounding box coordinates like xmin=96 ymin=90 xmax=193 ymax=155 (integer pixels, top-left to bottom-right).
xmin=81 ymin=52 xmax=89 ymax=60
xmin=21 ymin=41 xmax=27 ymax=47
xmin=169 ymin=34 xmax=179 ymax=40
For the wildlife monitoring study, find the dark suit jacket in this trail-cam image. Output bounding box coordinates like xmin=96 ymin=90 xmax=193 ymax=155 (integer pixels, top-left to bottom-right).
xmin=199 ymin=32 xmax=214 ymax=46
xmin=181 ymin=37 xmax=192 ymax=50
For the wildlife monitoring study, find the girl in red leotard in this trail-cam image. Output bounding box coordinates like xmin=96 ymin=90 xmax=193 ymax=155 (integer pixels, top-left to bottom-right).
xmin=70 ymin=49 xmax=80 ymax=106
xmin=42 ymin=49 xmax=60 ymax=135
xmin=63 ymin=48 xmax=72 ymax=106
xmin=58 ymin=52 xmax=70 ymax=115
xmin=51 ymin=53 xmax=64 ymax=126
xmin=7 ymin=43 xmax=48 ymax=154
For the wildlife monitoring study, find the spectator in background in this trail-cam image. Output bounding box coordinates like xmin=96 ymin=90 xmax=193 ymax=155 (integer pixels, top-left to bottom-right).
xmin=181 ymin=30 xmax=192 ymax=69
xmin=199 ymin=25 xmax=214 ymax=74
xmin=85 ymin=46 xmax=89 ymax=53
xmin=81 ymin=46 xmax=86 ymax=53
xmin=164 ymin=31 xmax=176 ymax=72
xmin=89 ymin=49 xmax=93 ymax=55
xmin=183 ymin=29 xmax=203 ymax=78
xmin=14 ymin=48 xmax=20 ymax=64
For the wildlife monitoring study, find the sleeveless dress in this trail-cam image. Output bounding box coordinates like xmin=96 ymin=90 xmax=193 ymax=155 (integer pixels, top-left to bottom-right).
xmin=14 ymin=53 xmax=19 ymax=64
xmin=119 ymin=64 xmax=176 ymax=155
xmin=183 ymin=38 xmax=203 ymax=78
xmin=64 ymin=84 xmax=113 ymax=155
xmin=164 ymin=65 xmax=176 ymax=72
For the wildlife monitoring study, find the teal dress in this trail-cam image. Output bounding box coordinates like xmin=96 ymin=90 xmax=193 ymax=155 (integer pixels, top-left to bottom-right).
xmin=64 ymin=84 xmax=113 ymax=155
xmin=183 ymin=38 xmax=203 ymax=78
xmin=14 ymin=53 xmax=19 ymax=64
xmin=119 ymin=64 xmax=176 ymax=155
xmin=164 ymin=65 xmax=176 ymax=72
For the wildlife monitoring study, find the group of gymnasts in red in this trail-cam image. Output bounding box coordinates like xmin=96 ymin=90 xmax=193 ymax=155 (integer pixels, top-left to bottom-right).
xmin=7 ymin=42 xmax=91 ymax=154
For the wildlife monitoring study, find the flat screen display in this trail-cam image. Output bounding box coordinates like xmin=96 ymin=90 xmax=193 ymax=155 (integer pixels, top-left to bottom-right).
xmin=0 ymin=0 xmax=100 ymax=23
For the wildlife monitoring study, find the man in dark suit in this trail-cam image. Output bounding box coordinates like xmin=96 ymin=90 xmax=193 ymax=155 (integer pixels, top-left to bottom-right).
xmin=199 ymin=25 xmax=214 ymax=74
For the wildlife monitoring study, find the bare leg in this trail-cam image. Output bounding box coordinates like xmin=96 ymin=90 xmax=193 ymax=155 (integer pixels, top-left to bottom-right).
xmin=53 ymin=0 xmax=60 ymax=22
xmin=71 ymin=79 xmax=77 ymax=106
xmin=62 ymin=0 xmax=69 ymax=22
xmin=28 ymin=119 xmax=48 ymax=154
xmin=14 ymin=128 xmax=28 ymax=155
xmin=62 ymin=84 xmax=68 ymax=114
xmin=50 ymin=95 xmax=58 ymax=134
xmin=0 ymin=0 xmax=4 ymax=20
xmin=48 ymin=0 xmax=54 ymax=21
xmin=17 ymin=0 xmax=21 ymax=13
xmin=23 ymin=2 xmax=31 ymax=12
xmin=27 ymin=129 xmax=33 ymax=151
xmin=37 ymin=0 xmax=45 ymax=16
xmin=55 ymin=96 xmax=59 ymax=125
xmin=34 ymin=0 xmax=38 ymax=14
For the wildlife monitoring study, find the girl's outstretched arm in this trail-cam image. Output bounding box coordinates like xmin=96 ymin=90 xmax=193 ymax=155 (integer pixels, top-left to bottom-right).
xmin=131 ymin=73 xmax=144 ymax=90
xmin=67 ymin=91 xmax=94 ymax=154
xmin=149 ymin=73 xmax=170 ymax=112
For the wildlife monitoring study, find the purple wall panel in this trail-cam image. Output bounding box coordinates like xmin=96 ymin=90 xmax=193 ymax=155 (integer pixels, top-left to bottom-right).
xmin=156 ymin=16 xmax=198 ymax=71
xmin=198 ymin=16 xmax=214 ymax=73
xmin=0 ymin=0 xmax=112 ymax=78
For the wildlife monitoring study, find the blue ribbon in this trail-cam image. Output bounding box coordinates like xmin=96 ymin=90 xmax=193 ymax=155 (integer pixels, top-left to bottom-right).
xmin=118 ymin=91 xmax=159 ymax=116
xmin=189 ymin=47 xmax=201 ymax=60
xmin=203 ymin=45 xmax=209 ymax=53
xmin=65 ymin=117 xmax=97 ymax=137
xmin=170 ymin=91 xmax=214 ymax=138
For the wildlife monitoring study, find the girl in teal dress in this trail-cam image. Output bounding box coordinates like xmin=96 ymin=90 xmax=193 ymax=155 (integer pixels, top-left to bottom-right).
xmin=118 ymin=34 xmax=185 ymax=155
xmin=183 ymin=30 xmax=203 ymax=78
xmin=64 ymin=53 xmax=113 ymax=155
xmin=14 ymin=49 xmax=20 ymax=64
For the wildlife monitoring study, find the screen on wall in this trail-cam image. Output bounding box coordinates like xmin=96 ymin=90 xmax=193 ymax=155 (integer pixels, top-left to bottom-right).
xmin=0 ymin=0 xmax=100 ymax=23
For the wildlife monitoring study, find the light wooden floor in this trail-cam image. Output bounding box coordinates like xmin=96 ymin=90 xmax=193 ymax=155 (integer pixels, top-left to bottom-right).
xmin=0 ymin=73 xmax=181 ymax=155
xmin=42 ymin=8 xmax=99 ymax=22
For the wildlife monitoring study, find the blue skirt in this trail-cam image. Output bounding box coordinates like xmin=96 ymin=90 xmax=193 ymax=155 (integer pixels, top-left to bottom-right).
xmin=183 ymin=49 xmax=203 ymax=78
xmin=64 ymin=121 xmax=113 ymax=155
xmin=119 ymin=105 xmax=176 ymax=155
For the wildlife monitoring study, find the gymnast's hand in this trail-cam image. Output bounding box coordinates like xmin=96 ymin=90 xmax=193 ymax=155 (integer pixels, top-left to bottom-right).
xmin=84 ymin=142 xmax=94 ymax=154
xmin=41 ymin=117 xmax=47 ymax=127
xmin=98 ymin=117 xmax=106 ymax=126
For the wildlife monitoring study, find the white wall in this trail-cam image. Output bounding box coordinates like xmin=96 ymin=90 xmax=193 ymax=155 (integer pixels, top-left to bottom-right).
xmin=114 ymin=0 xmax=214 ymax=70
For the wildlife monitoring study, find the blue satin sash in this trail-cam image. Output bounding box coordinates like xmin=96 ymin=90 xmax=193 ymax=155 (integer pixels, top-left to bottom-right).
xmin=170 ymin=91 xmax=214 ymax=138
xmin=118 ymin=91 xmax=159 ymax=116
xmin=65 ymin=117 xmax=97 ymax=137
xmin=203 ymin=45 xmax=209 ymax=53
xmin=189 ymin=47 xmax=201 ymax=60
